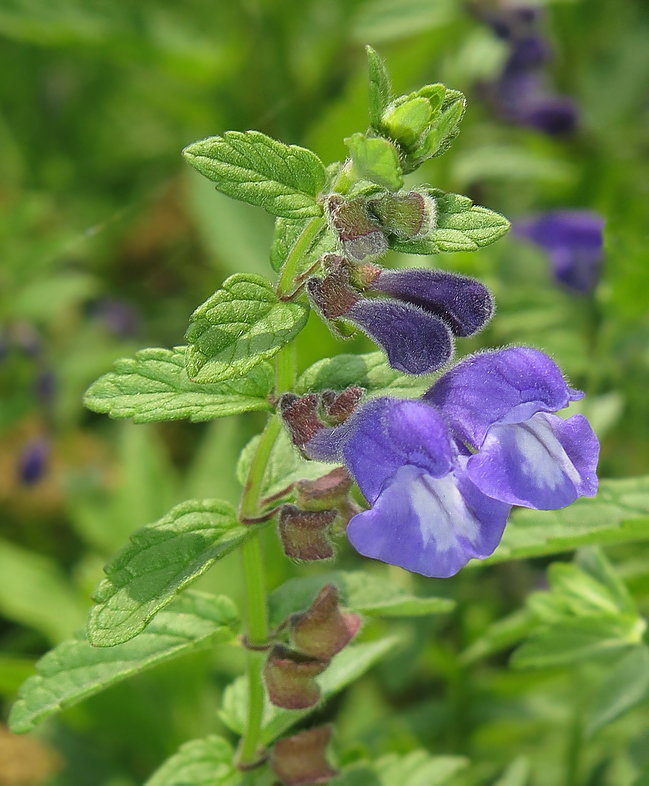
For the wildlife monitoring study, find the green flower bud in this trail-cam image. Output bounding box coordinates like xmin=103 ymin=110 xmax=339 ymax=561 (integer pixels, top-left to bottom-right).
xmin=381 ymin=96 xmax=433 ymax=149
xmin=369 ymin=190 xmax=438 ymax=240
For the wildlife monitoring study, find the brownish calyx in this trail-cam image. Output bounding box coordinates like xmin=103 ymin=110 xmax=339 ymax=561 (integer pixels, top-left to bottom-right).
xmin=278 ymin=505 xmax=337 ymax=561
xmin=290 ymin=584 xmax=361 ymax=661
xmin=270 ymin=726 xmax=338 ymax=786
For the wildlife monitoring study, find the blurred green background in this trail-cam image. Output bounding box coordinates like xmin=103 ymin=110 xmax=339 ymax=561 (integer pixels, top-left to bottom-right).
xmin=1 ymin=0 xmax=649 ymax=784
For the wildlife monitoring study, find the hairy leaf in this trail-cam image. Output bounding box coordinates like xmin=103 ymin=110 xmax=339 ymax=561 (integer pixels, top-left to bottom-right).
xmin=390 ymin=190 xmax=509 ymax=254
xmin=345 ymin=133 xmax=403 ymax=191
xmin=220 ymin=637 xmax=400 ymax=742
xmin=375 ymin=750 xmax=469 ymax=785
xmin=185 ymin=273 xmax=309 ymax=383
xmin=84 ymin=347 xmax=273 ymax=423
xmin=366 ymin=45 xmax=392 ymax=130
xmin=587 ymin=645 xmax=649 ymax=734
xmin=484 ymin=476 xmax=649 ymax=564
xmin=87 ymin=499 xmax=255 ymax=646
xmin=183 ymin=131 xmax=326 ymax=218
xmin=144 ymin=735 xmax=237 ymax=786
xmin=9 ymin=592 xmax=238 ymax=734
xmin=296 ymin=351 xmax=433 ymax=398
xmin=268 ymin=571 xmax=454 ymax=627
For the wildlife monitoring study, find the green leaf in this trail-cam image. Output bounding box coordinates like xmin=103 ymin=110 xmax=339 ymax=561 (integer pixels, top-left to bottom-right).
xmin=144 ymin=735 xmax=238 ymax=786
xmin=237 ymin=428 xmax=335 ymax=504
xmin=494 ymin=757 xmax=531 ymax=786
xmin=366 ymin=45 xmax=392 ymax=130
xmin=185 ymin=273 xmax=309 ymax=383
xmin=268 ymin=571 xmax=454 ymax=628
xmin=546 ymin=562 xmax=628 ymax=618
xmin=390 ymin=190 xmax=509 ymax=254
xmin=413 ymin=92 xmax=466 ymax=163
xmin=0 ymin=538 xmax=86 ymax=644
xmin=483 ymin=476 xmax=649 ymax=564
xmin=220 ymin=637 xmax=400 ymax=743
xmin=87 ymin=499 xmax=255 ymax=646
xmin=576 ymin=547 xmax=636 ymax=616
xmin=510 ymin=615 xmax=645 ymax=670
xmin=374 ymin=750 xmax=469 ymax=786
xmin=84 ymin=346 xmax=273 ymax=423
xmin=9 ymin=592 xmax=238 ymax=734
xmin=270 ymin=216 xmax=336 ymax=274
xmin=345 ymin=133 xmax=403 ymax=191
xmin=587 ymin=645 xmax=649 ymax=735
xmin=182 ymin=131 xmax=326 ymax=219
xmin=296 ymin=351 xmax=433 ymax=398
xmin=460 ymin=609 xmax=536 ymax=665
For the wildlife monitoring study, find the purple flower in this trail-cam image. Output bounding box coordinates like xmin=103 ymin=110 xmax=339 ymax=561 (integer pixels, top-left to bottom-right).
xmin=18 ymin=439 xmax=49 ymax=486
xmin=301 ymin=347 xmax=599 ymax=577
xmin=308 ymin=259 xmax=494 ymax=376
xmin=424 ymin=347 xmax=599 ymax=509
xmin=514 ymin=211 xmax=605 ymax=292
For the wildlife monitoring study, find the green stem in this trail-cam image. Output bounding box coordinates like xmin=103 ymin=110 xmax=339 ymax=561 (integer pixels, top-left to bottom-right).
xmin=237 ymin=344 xmax=297 ymax=767
xmin=276 ymin=214 xmax=325 ymax=298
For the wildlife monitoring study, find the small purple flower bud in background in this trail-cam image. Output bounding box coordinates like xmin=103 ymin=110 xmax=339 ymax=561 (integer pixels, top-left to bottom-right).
xmin=519 ymin=94 xmax=579 ymax=136
xmin=279 ymin=393 xmax=324 ymax=448
xmin=35 ymin=369 xmax=56 ymax=407
xmin=18 ymin=438 xmax=50 ymax=486
xmin=290 ymin=584 xmax=361 ymax=661
xmin=369 ymin=268 xmax=495 ymax=337
xmin=368 ymin=190 xmax=437 ymax=240
xmin=278 ymin=505 xmax=337 ymax=561
xmin=513 ymin=211 xmax=605 ymax=292
xmin=270 ymin=726 xmax=338 ymax=786
xmin=325 ymin=195 xmax=388 ymax=263
xmin=506 ymin=34 xmax=552 ymax=71
xmin=264 ymin=644 xmax=327 ymax=709
xmin=87 ymin=297 xmax=140 ymax=338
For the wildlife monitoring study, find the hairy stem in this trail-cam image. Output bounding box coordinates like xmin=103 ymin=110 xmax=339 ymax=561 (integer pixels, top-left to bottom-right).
xmin=276 ymin=214 xmax=326 ymax=298
xmin=237 ymin=344 xmax=296 ymax=767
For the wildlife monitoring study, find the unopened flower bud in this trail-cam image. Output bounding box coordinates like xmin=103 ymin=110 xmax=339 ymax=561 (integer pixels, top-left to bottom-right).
xmin=291 ymin=584 xmax=361 ymax=661
xmin=270 ymin=726 xmax=338 ymax=786
xmin=295 ymin=467 xmax=353 ymax=512
xmin=264 ymin=644 xmax=327 ymax=709
xmin=279 ymin=393 xmax=323 ymax=448
xmin=278 ymin=505 xmax=336 ymax=561
xmin=381 ymin=96 xmax=433 ymax=149
xmin=325 ymin=195 xmax=388 ymax=263
xmin=369 ymin=190 xmax=437 ymax=240
xmin=321 ymin=387 xmax=364 ymax=425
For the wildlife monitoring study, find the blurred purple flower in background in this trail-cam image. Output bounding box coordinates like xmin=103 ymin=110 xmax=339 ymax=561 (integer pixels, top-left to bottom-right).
xmin=301 ymin=347 xmax=599 ymax=577
xmin=87 ymin=297 xmax=140 ymax=338
xmin=18 ymin=438 xmax=50 ymax=486
xmin=514 ymin=211 xmax=606 ymax=292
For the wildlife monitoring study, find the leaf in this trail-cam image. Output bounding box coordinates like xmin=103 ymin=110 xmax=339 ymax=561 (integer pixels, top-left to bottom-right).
xmin=460 ymin=609 xmax=537 ymax=665
xmin=270 ymin=216 xmax=336 ymax=275
xmin=9 ymin=592 xmax=239 ymax=734
xmin=390 ymin=190 xmax=509 ymax=254
xmin=0 ymin=538 xmax=86 ymax=644
xmin=366 ymin=45 xmax=392 ymax=130
xmin=374 ymin=750 xmax=469 ymax=786
xmin=268 ymin=571 xmax=454 ymax=628
xmin=84 ymin=346 xmax=273 ymax=423
xmin=576 ymin=547 xmax=636 ymax=616
xmin=185 ymin=274 xmax=309 ymax=383
xmin=144 ymin=735 xmax=238 ymax=786
xmin=237 ymin=429 xmax=335 ymax=503
xmin=494 ymin=757 xmax=531 ymax=786
xmin=483 ymin=476 xmax=649 ymax=564
xmin=345 ymin=133 xmax=403 ymax=191
xmin=510 ymin=615 xmax=645 ymax=670
xmin=296 ymin=351 xmax=433 ymax=398
xmin=587 ymin=645 xmax=649 ymax=735
xmin=182 ymin=131 xmax=326 ymax=219
xmin=220 ymin=637 xmax=400 ymax=742
xmin=87 ymin=499 xmax=256 ymax=647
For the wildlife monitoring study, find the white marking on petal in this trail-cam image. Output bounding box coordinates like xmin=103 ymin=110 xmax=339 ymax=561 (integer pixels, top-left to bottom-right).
xmin=511 ymin=414 xmax=581 ymax=491
xmin=402 ymin=468 xmax=480 ymax=553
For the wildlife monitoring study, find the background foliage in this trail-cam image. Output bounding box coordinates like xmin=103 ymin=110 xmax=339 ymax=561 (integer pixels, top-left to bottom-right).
xmin=1 ymin=0 xmax=649 ymax=784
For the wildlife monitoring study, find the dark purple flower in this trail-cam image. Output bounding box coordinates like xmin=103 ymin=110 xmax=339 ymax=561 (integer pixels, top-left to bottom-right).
xmin=514 ymin=211 xmax=605 ymax=292
xmin=88 ymin=298 xmax=140 ymax=338
xmin=506 ymin=34 xmax=552 ymax=72
xmin=18 ymin=439 xmax=49 ymax=486
xmin=301 ymin=347 xmax=599 ymax=577
xmin=424 ymin=347 xmax=599 ymax=509
xmin=308 ymin=259 xmax=494 ymax=376
xmin=519 ymin=94 xmax=579 ymax=136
